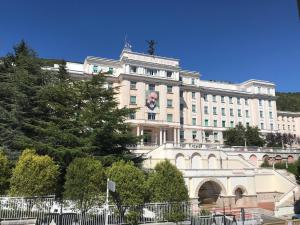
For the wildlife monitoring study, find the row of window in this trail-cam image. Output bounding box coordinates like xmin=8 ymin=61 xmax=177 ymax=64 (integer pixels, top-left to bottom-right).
xmin=130 ymin=65 xmax=174 ymax=78
xmin=203 ymin=94 xmax=273 ymax=107
xmin=130 ymin=82 xmax=174 ymax=93
xmin=279 ymin=124 xmax=296 ymax=131
xmin=129 ymin=112 xmax=174 ymax=122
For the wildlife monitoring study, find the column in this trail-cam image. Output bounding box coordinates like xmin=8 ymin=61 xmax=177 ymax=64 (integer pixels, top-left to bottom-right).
xmin=173 ymin=128 xmax=177 ymax=144
xmin=140 ymin=126 xmax=144 ymax=146
xmin=137 ymin=125 xmax=140 ymax=136
xmin=163 ymin=129 xmax=166 ymax=144
xmin=160 ymin=128 xmax=163 ymax=145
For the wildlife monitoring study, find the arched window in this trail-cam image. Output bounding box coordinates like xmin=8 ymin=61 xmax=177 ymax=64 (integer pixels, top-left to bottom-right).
xmin=191 ymin=154 xmax=202 ymax=169
xmin=175 ymin=154 xmax=185 ymax=169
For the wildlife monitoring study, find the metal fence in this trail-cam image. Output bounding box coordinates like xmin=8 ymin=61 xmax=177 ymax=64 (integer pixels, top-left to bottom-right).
xmin=0 ymin=196 xmax=262 ymax=225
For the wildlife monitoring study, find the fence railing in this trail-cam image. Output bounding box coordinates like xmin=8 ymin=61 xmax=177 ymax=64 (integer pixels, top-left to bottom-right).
xmin=0 ymin=196 xmax=263 ymax=225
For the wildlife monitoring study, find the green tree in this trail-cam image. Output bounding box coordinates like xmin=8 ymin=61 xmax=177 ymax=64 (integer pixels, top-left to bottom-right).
xmin=64 ymin=157 xmax=106 ymax=213
xmin=0 ymin=150 xmax=10 ymax=194
xmin=10 ymin=149 xmax=59 ymax=196
xmin=223 ymin=124 xmax=265 ymax=147
xmin=106 ymin=161 xmax=146 ymax=214
xmin=277 ymin=92 xmax=300 ymax=112
xmin=147 ymin=160 xmax=189 ymax=203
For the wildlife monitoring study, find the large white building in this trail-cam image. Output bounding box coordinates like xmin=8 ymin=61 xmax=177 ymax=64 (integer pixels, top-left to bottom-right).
xmin=52 ymin=46 xmax=300 ymax=215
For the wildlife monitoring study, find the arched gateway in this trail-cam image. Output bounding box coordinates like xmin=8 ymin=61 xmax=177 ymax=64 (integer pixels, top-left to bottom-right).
xmin=198 ymin=180 xmax=225 ymax=205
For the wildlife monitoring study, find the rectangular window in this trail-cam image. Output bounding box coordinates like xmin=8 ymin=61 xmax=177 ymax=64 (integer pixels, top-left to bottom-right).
xmin=146 ymin=68 xmax=157 ymax=76
xmin=258 ymin=87 xmax=261 ymax=93
xmin=167 ymin=114 xmax=173 ymax=122
xmin=230 ymin=121 xmax=234 ymax=128
xmin=246 ymin=122 xmax=250 ymax=127
xmin=130 ymin=96 xmax=136 ymax=104
xmin=259 ymin=99 xmax=263 ymax=106
xmin=93 ymin=65 xmax=98 ymax=73
xmin=204 ymin=119 xmax=209 ymax=127
xmin=180 ymin=117 xmax=184 ymax=124
xmin=229 ymin=97 xmax=233 ymax=104
xmin=260 ymin=111 xmax=264 ymax=118
xmin=222 ymin=120 xmax=226 ymax=128
xmin=245 ymin=99 xmax=248 ymax=105
xmin=129 ymin=112 xmax=136 ymax=119
xmin=221 ymin=96 xmax=225 ymax=103
xmin=230 ymin=108 xmax=234 ymax=116
xmin=213 ymin=95 xmax=217 ymax=102
xmin=293 ymin=125 xmax=296 ymax=131
xmin=214 ymin=132 xmax=218 ymax=141
xmin=108 ymin=67 xmax=113 ymax=74
xmin=167 ymin=99 xmax=173 ymax=108
xmin=180 ymin=130 xmax=184 ymax=140
xmin=167 ymin=85 xmax=173 ymax=93
xmin=238 ymin=109 xmax=241 ymax=117
xmin=149 ymin=84 xmax=155 ymax=91
xmin=192 ymin=118 xmax=196 ymax=126
xmin=269 ymin=111 xmax=273 ymax=119
xmin=221 ymin=108 xmax=225 ymax=116
xmin=268 ymin=100 xmax=272 ymax=107
xmin=166 ymin=71 xmax=172 ymax=78
xmin=245 ymin=110 xmax=249 ymax=118
xmin=148 ymin=113 xmax=156 ymax=120
xmin=130 ymin=81 xmax=136 ymax=90
xmin=237 ymin=97 xmax=241 ymax=105
xmin=288 ymin=125 xmax=290 ymax=130
xmin=270 ymin=123 xmax=274 ymax=130
xmin=204 ymin=94 xmax=208 ymax=102
xmin=260 ymin=123 xmax=264 ymax=130
xmin=214 ymin=120 xmax=218 ymax=127
xmin=192 ymin=92 xmax=196 ymax=99
xmin=130 ymin=66 xmax=137 ymax=73
xmin=192 ymin=130 xmax=197 ymax=140
xmin=192 ymin=104 xmax=196 ymax=113
xmin=191 ymin=78 xmax=195 ymax=85
xmin=204 ymin=106 xmax=208 ymax=114
xmin=213 ymin=107 xmax=217 ymax=115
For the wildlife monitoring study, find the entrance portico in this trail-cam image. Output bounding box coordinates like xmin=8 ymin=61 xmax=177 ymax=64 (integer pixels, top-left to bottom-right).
xmin=135 ymin=125 xmax=180 ymax=146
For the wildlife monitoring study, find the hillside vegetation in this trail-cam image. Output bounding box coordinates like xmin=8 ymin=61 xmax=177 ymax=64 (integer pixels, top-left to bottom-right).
xmin=276 ymin=92 xmax=300 ymax=112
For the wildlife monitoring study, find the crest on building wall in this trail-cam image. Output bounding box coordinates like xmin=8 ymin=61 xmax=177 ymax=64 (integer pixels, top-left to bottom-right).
xmin=145 ymin=90 xmax=159 ymax=110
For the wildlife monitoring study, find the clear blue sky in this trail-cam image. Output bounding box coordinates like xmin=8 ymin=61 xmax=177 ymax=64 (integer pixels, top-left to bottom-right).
xmin=0 ymin=0 xmax=299 ymax=92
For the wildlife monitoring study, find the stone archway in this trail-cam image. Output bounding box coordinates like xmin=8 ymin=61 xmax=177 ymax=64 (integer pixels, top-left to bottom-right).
xmin=197 ymin=179 xmax=225 ymax=205
xmin=232 ymin=185 xmax=247 ymax=207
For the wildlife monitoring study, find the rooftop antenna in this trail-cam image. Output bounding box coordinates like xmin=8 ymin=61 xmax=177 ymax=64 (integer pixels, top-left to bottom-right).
xmin=124 ymin=34 xmax=132 ymax=51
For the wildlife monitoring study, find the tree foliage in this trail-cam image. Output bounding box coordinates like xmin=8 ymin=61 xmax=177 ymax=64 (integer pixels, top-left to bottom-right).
xmin=147 ymin=160 xmax=189 ymax=203
xmin=64 ymin=157 xmax=106 ymax=213
xmin=10 ymin=149 xmax=59 ymax=196
xmin=277 ymin=92 xmax=300 ymax=112
xmin=107 ymin=161 xmax=146 ymax=212
xmin=266 ymin=133 xmax=299 ymax=147
xmin=223 ymin=124 xmax=265 ymax=147
xmin=0 ymin=41 xmax=141 ymax=197
xmin=0 ymin=150 xmax=10 ymax=194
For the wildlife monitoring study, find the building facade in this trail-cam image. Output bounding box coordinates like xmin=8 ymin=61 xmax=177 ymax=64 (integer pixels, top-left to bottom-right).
xmin=53 ymin=47 xmax=300 ymax=213
xmin=59 ymin=48 xmax=286 ymax=146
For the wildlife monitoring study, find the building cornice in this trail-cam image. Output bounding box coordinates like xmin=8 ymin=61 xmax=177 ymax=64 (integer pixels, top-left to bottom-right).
xmin=119 ymin=73 xmax=180 ymax=85
xmin=200 ymin=86 xmax=277 ymax=100
xmin=121 ymin=58 xmax=180 ymax=71
xmin=277 ymin=111 xmax=300 ymax=117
